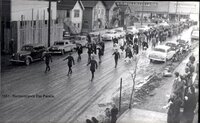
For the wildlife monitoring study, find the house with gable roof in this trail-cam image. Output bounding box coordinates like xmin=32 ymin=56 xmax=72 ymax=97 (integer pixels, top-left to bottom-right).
xmin=82 ymin=1 xmax=106 ymax=32
xmin=57 ymin=0 xmax=84 ymax=34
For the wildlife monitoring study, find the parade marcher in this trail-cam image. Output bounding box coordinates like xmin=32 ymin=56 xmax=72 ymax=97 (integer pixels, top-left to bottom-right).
xmin=91 ymin=42 xmax=97 ymax=54
xmin=87 ymin=56 xmax=98 ymax=81
xmin=87 ymin=43 xmax=93 ymax=64
xmin=99 ymin=41 xmax=105 ymax=55
xmin=76 ymin=44 xmax=83 ymax=62
xmin=152 ymin=35 xmax=157 ymax=48
xmin=113 ymin=37 xmax=118 ymax=46
xmin=133 ymin=42 xmax=139 ymax=55
xmin=182 ymin=86 xmax=197 ymax=123
xmin=111 ymin=104 xmax=118 ymax=123
xmin=97 ymin=45 xmax=103 ymax=64
xmin=112 ymin=49 xmax=120 ymax=68
xmin=104 ymin=108 xmax=111 ymax=123
xmin=63 ymin=53 xmax=75 ymax=76
xmin=42 ymin=51 xmax=52 ymax=72
xmin=166 ymin=93 xmax=182 ymax=123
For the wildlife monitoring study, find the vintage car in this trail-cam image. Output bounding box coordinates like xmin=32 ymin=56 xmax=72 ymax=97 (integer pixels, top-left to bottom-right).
xmin=191 ymin=30 xmax=199 ymax=41
xmin=48 ymin=40 xmax=76 ymax=55
xmin=101 ymin=30 xmax=119 ymax=41
xmin=10 ymin=44 xmax=46 ymax=66
xmin=176 ymin=39 xmax=191 ymax=52
xmin=165 ymin=41 xmax=179 ymax=53
xmin=74 ymin=36 xmax=88 ymax=47
xmin=137 ymin=25 xmax=150 ymax=32
xmin=148 ymin=45 xmax=176 ymax=62
xmin=126 ymin=26 xmax=139 ymax=34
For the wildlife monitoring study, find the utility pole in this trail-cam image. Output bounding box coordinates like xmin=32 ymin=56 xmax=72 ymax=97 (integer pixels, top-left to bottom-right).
xmin=48 ymin=0 xmax=52 ymax=47
xmin=167 ymin=1 xmax=170 ymax=21
xmin=141 ymin=1 xmax=144 ymax=26
xmin=175 ymin=1 xmax=178 ymax=22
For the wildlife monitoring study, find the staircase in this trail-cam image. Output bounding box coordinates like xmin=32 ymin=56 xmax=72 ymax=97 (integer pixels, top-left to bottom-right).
xmin=64 ymin=20 xmax=80 ymax=35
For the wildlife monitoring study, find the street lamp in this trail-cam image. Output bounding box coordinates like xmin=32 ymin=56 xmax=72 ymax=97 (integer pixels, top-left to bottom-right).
xmin=141 ymin=1 xmax=144 ymax=26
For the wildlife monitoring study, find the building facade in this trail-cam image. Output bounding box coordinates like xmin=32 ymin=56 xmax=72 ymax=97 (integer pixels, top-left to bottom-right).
xmin=57 ymin=1 xmax=84 ymax=33
xmin=82 ymin=1 xmax=106 ymax=32
xmin=1 ymin=0 xmax=63 ymax=53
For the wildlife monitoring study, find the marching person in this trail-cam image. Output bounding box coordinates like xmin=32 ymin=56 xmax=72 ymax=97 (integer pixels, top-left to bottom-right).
xmin=99 ymin=41 xmax=105 ymax=55
xmin=87 ymin=43 xmax=93 ymax=64
xmin=63 ymin=53 xmax=75 ymax=76
xmin=133 ymin=42 xmax=139 ymax=55
xmin=42 ymin=50 xmax=52 ymax=73
xmin=112 ymin=49 xmax=120 ymax=68
xmin=87 ymin=56 xmax=98 ymax=81
xmin=76 ymin=44 xmax=83 ymax=62
xmin=97 ymin=45 xmax=103 ymax=64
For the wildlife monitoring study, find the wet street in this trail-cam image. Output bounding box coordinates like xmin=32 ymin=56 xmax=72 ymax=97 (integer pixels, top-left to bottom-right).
xmin=0 ymin=27 xmax=195 ymax=123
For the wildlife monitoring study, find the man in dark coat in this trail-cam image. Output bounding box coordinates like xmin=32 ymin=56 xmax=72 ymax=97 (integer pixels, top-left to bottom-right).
xmin=42 ymin=51 xmax=52 ymax=72
xmin=76 ymin=44 xmax=83 ymax=62
xmin=63 ymin=53 xmax=75 ymax=76
xmin=99 ymin=41 xmax=105 ymax=55
xmin=111 ymin=104 xmax=118 ymax=123
xmin=97 ymin=45 xmax=103 ymax=64
xmin=87 ymin=56 xmax=98 ymax=81
xmin=112 ymin=49 xmax=120 ymax=68
xmin=167 ymin=93 xmax=182 ymax=123
xmin=182 ymin=86 xmax=197 ymax=123
xmin=87 ymin=43 xmax=93 ymax=64
xmin=133 ymin=42 xmax=139 ymax=55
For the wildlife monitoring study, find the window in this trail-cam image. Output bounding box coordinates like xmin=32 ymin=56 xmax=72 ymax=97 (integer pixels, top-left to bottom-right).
xmin=66 ymin=11 xmax=70 ymax=18
xmin=78 ymin=23 xmax=80 ymax=28
xmin=74 ymin=9 xmax=80 ymax=18
xmin=74 ymin=23 xmax=76 ymax=27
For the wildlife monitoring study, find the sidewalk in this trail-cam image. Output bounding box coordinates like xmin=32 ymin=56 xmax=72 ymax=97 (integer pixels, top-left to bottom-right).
xmin=117 ymin=44 xmax=199 ymax=123
xmin=116 ymin=108 xmax=167 ymax=123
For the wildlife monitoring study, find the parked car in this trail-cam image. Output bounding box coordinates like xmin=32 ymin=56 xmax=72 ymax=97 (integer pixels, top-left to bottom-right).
xmin=10 ymin=44 xmax=46 ymax=66
xmin=114 ymin=29 xmax=126 ymax=38
xmin=126 ymin=26 xmax=138 ymax=34
xmin=89 ymin=32 xmax=100 ymax=43
xmin=48 ymin=40 xmax=76 ymax=55
xmin=137 ymin=25 xmax=150 ymax=32
xmin=191 ymin=30 xmax=199 ymax=41
xmin=101 ymin=30 xmax=119 ymax=41
xmin=74 ymin=36 xmax=88 ymax=47
xmin=148 ymin=45 xmax=175 ymax=62
xmin=165 ymin=41 xmax=179 ymax=53
xmin=176 ymin=39 xmax=191 ymax=52
xmin=63 ymin=31 xmax=70 ymax=37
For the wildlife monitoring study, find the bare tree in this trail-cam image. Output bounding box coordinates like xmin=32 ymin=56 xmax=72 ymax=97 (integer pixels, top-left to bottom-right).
xmin=127 ymin=55 xmax=140 ymax=109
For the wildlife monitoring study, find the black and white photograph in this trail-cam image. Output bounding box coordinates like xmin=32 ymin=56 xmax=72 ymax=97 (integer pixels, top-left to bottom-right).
xmin=0 ymin=0 xmax=199 ymax=123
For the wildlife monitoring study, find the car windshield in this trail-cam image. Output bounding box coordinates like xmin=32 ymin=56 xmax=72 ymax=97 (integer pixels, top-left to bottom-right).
xmin=21 ymin=46 xmax=33 ymax=51
xmin=154 ymin=48 xmax=166 ymax=53
xmin=106 ymin=31 xmax=114 ymax=34
xmin=166 ymin=43 xmax=176 ymax=47
xmin=115 ymin=29 xmax=122 ymax=32
xmin=177 ymin=40 xmax=186 ymax=44
xmin=192 ymin=31 xmax=199 ymax=36
xmin=75 ymin=37 xmax=81 ymax=40
xmin=54 ymin=42 xmax=64 ymax=45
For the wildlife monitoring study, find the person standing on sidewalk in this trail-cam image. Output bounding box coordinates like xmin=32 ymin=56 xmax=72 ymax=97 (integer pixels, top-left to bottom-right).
xmin=63 ymin=53 xmax=75 ymax=76
xmin=112 ymin=49 xmax=120 ymax=68
xmin=87 ymin=43 xmax=93 ymax=64
xmin=111 ymin=104 xmax=118 ymax=123
xmin=166 ymin=93 xmax=182 ymax=123
xmin=87 ymin=56 xmax=98 ymax=81
xmin=42 ymin=51 xmax=52 ymax=73
xmin=182 ymin=86 xmax=197 ymax=123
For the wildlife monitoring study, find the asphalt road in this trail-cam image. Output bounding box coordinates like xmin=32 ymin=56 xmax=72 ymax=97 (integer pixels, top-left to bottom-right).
xmin=0 ymin=27 xmax=194 ymax=123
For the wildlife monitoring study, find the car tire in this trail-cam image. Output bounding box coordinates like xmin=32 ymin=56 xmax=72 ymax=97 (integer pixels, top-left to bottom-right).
xmin=25 ymin=58 xmax=31 ymax=66
xmin=150 ymin=59 xmax=153 ymax=63
xmin=61 ymin=50 xmax=65 ymax=55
